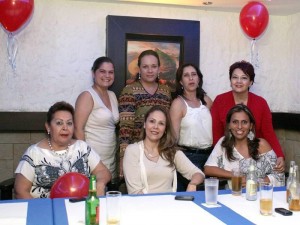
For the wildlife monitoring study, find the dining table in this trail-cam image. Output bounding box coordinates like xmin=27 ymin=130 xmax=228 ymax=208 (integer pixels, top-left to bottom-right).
xmin=52 ymin=186 xmax=300 ymax=225
xmin=1 ymin=186 xmax=299 ymax=225
xmin=0 ymin=198 xmax=53 ymax=225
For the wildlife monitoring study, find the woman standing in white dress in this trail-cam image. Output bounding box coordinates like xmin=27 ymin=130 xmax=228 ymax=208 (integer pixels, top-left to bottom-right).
xmin=74 ymin=57 xmax=119 ymax=180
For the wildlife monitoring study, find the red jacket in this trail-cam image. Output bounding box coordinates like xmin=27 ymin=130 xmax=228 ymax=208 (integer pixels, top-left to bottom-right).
xmin=211 ymin=91 xmax=284 ymax=158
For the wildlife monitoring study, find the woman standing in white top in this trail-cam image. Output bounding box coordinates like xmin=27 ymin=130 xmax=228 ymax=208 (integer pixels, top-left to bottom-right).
xmin=170 ymin=63 xmax=213 ymax=191
xmin=74 ymin=57 xmax=119 ymax=181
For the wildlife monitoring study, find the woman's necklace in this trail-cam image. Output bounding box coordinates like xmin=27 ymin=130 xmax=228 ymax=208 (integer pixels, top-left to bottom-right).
xmin=47 ymin=138 xmax=70 ymax=157
xmin=144 ymin=143 xmax=159 ymax=158
xmin=182 ymin=94 xmax=198 ymax=102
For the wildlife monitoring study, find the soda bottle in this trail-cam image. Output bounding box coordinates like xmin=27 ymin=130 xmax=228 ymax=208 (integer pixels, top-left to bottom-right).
xmin=286 ymin=161 xmax=295 ymax=202
xmin=85 ymin=175 xmax=99 ymax=225
xmin=246 ymin=159 xmax=257 ymax=201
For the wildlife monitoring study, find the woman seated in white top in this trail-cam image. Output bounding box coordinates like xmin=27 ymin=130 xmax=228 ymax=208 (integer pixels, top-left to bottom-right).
xmin=204 ymin=104 xmax=284 ymax=187
xmin=14 ymin=101 xmax=111 ymax=198
xmin=123 ymin=105 xmax=205 ymax=194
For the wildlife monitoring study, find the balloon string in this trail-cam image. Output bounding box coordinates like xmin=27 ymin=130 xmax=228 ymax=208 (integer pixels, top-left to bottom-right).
xmin=7 ymin=33 xmax=18 ymax=71
xmin=250 ymin=39 xmax=259 ymax=69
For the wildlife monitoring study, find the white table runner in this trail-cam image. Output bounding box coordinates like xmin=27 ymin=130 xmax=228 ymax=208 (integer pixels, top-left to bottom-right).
xmin=0 ymin=202 xmax=28 ymax=225
xmin=65 ymin=195 xmax=225 ymax=225
xmin=218 ymin=191 xmax=300 ymax=225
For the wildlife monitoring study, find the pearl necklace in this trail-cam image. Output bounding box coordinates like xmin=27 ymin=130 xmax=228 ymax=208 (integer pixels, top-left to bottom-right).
xmin=47 ymin=138 xmax=70 ymax=157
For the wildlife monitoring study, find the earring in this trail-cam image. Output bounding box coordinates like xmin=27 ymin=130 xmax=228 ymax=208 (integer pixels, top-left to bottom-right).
xmin=138 ymin=73 xmax=141 ymax=80
xmin=181 ymin=86 xmax=184 ymax=90
xmin=47 ymin=130 xmax=50 ymax=135
xmin=247 ymin=131 xmax=255 ymax=141
xmin=229 ymin=131 xmax=232 ymax=139
xmin=157 ymin=73 xmax=160 ymax=79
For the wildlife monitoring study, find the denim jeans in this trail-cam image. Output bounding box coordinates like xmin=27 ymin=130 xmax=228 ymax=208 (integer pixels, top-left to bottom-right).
xmin=176 ymin=151 xmax=210 ymax=192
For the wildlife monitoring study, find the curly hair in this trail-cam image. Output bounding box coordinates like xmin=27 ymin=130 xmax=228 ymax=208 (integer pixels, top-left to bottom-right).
xmin=221 ymin=104 xmax=260 ymax=161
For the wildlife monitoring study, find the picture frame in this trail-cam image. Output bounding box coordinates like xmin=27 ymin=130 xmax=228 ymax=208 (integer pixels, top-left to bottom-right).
xmin=106 ymin=15 xmax=200 ymax=97
xmin=125 ymin=33 xmax=184 ymax=91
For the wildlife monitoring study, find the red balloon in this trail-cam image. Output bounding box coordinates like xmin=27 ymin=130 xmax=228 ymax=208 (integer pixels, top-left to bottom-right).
xmin=239 ymin=1 xmax=269 ymax=39
xmin=50 ymin=172 xmax=89 ymax=199
xmin=0 ymin=0 xmax=34 ymax=33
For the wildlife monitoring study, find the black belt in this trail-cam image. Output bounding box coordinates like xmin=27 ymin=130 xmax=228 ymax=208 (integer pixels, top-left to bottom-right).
xmin=178 ymin=145 xmax=213 ymax=154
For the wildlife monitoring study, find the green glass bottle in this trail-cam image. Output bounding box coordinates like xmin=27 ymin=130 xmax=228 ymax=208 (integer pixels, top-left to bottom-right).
xmin=85 ymin=175 xmax=99 ymax=225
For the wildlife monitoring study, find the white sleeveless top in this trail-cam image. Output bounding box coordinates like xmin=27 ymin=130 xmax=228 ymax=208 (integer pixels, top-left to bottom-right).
xmin=84 ymin=87 xmax=119 ymax=178
xmin=178 ymin=96 xmax=212 ymax=148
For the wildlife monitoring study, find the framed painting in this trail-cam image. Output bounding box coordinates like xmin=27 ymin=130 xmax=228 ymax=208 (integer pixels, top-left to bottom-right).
xmin=106 ymin=15 xmax=200 ymax=97
xmin=125 ymin=33 xmax=183 ymax=91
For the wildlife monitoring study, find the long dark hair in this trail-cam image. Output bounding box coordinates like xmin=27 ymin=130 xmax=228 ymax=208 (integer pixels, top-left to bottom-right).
xmin=221 ymin=104 xmax=259 ymax=161
xmin=174 ymin=63 xmax=207 ymax=105
xmin=141 ymin=105 xmax=177 ymax=167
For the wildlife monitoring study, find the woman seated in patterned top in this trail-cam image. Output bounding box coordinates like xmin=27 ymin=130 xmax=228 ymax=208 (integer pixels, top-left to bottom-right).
xmin=204 ymin=104 xmax=284 ymax=187
xmin=14 ymin=101 xmax=111 ymax=198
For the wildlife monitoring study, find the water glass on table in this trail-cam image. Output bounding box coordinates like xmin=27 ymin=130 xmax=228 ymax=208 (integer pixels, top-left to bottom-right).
xmin=275 ymin=172 xmax=285 ymax=186
xmin=205 ymin=178 xmax=219 ymax=205
xmin=231 ymin=168 xmax=242 ymax=196
xmin=259 ymin=182 xmax=273 ymax=216
xmin=106 ymin=191 xmax=122 ymax=225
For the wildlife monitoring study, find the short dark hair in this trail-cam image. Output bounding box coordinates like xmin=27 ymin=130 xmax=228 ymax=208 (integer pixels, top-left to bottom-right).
xmin=229 ymin=60 xmax=255 ymax=82
xmin=46 ymin=101 xmax=74 ymax=124
xmin=91 ymin=56 xmax=114 ymax=73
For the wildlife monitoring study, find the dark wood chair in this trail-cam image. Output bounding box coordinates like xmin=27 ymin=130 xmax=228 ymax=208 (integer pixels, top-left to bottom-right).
xmin=0 ymin=178 xmax=15 ymax=200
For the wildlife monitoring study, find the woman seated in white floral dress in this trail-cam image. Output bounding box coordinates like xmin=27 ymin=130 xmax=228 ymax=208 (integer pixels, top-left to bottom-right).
xmin=204 ymin=104 xmax=284 ymax=188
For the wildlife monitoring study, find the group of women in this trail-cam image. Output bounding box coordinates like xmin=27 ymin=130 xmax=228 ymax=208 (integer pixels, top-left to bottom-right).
xmin=14 ymin=49 xmax=285 ymax=198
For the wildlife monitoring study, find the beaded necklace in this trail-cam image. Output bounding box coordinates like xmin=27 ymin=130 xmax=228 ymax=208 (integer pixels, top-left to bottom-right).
xmin=47 ymin=138 xmax=70 ymax=157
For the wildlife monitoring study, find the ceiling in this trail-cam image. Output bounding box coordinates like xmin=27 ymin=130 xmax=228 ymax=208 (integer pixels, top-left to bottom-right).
xmin=83 ymin=0 xmax=300 ymax=15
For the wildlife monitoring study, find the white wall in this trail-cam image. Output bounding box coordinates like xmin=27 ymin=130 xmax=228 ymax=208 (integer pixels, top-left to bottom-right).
xmin=0 ymin=0 xmax=299 ymax=112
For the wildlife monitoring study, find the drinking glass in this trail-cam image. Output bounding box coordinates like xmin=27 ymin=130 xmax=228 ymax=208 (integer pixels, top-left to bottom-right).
xmin=259 ymin=182 xmax=273 ymax=216
xmin=106 ymin=191 xmax=122 ymax=225
xmin=275 ymin=172 xmax=285 ymax=187
xmin=231 ymin=167 xmax=242 ymax=196
xmin=205 ymin=178 xmax=219 ymax=205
